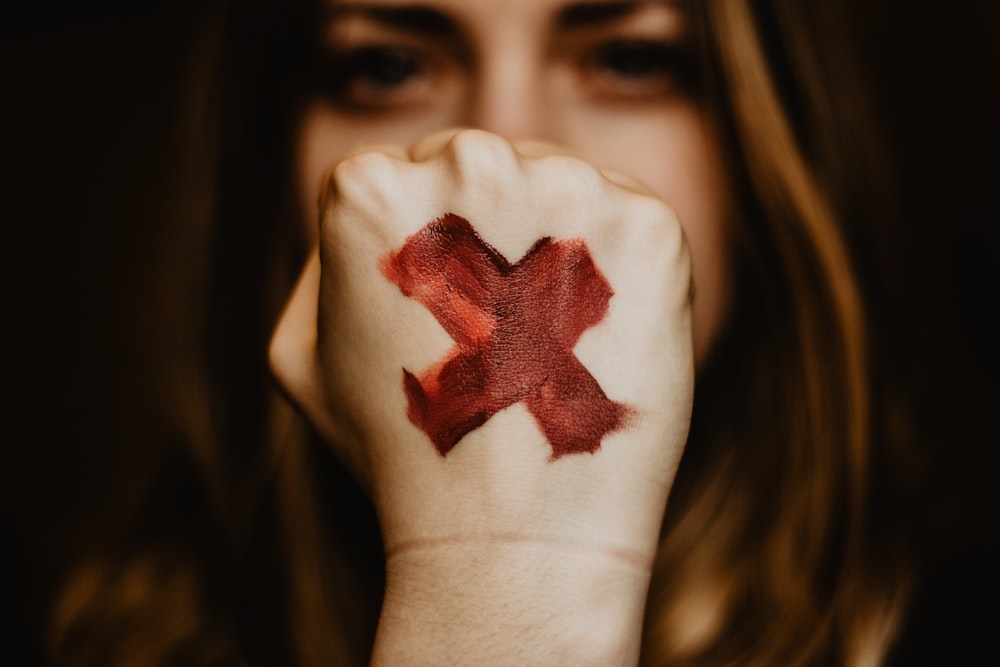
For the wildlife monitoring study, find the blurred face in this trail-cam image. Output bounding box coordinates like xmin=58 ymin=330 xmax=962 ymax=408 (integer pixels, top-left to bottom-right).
xmin=296 ymin=0 xmax=732 ymax=362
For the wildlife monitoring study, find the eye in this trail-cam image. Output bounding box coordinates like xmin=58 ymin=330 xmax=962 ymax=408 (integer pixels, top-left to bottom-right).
xmin=585 ymin=40 xmax=694 ymax=98
xmin=316 ymin=45 xmax=435 ymax=110
xmin=348 ymin=46 xmax=422 ymax=88
xmin=600 ymin=41 xmax=667 ymax=76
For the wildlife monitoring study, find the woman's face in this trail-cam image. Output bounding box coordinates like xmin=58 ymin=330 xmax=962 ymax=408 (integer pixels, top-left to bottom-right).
xmin=296 ymin=0 xmax=731 ymax=361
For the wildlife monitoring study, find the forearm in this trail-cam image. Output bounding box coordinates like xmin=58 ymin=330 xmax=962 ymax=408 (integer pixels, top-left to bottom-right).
xmin=371 ymin=538 xmax=652 ymax=666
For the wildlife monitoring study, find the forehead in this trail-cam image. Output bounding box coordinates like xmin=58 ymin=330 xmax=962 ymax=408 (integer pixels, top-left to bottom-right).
xmin=321 ymin=0 xmax=687 ymax=37
xmin=325 ymin=0 xmax=682 ymax=21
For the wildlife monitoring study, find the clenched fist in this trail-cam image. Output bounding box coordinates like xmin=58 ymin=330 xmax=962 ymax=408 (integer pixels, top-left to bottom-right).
xmin=270 ymin=129 xmax=693 ymax=665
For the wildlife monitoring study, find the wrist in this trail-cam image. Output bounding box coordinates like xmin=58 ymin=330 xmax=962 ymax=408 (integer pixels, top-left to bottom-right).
xmin=372 ymin=536 xmax=652 ymax=666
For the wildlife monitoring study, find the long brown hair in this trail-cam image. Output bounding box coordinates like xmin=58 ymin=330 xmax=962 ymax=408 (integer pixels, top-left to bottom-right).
xmin=642 ymin=2 xmax=909 ymax=665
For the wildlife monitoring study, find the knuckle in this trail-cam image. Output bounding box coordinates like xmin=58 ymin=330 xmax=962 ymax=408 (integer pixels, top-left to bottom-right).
xmin=320 ymin=151 xmax=406 ymax=242
xmin=632 ymin=195 xmax=683 ymax=249
xmin=531 ymin=154 xmax=606 ymax=205
xmin=324 ymin=150 xmax=401 ymax=212
xmin=622 ymin=195 xmax=691 ymax=293
xmin=443 ymin=128 xmax=520 ymax=177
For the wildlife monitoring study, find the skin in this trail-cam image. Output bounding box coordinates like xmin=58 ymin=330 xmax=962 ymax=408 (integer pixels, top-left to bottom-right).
xmin=296 ymin=0 xmax=732 ymax=362
xmin=272 ymin=0 xmax=736 ymax=663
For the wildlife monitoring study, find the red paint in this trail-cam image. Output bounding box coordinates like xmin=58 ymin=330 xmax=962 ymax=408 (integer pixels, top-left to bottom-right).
xmin=381 ymin=213 xmax=631 ymax=458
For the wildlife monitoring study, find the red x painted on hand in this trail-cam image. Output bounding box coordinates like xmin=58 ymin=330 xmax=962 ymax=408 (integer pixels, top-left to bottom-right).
xmin=381 ymin=213 xmax=632 ymax=458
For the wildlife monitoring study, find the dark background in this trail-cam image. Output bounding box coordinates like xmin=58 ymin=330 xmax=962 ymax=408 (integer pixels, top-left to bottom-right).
xmin=6 ymin=1 xmax=999 ymax=664
xmin=7 ymin=2 xmax=216 ymax=663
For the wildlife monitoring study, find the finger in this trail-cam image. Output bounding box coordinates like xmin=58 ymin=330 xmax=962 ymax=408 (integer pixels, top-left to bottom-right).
xmin=510 ymin=138 xmax=576 ymax=160
xmin=268 ymin=249 xmax=339 ymax=443
xmin=319 ymin=143 xmax=410 ymax=219
xmin=598 ymin=166 xmax=656 ymax=196
xmin=342 ymin=142 xmax=410 ymax=161
xmin=408 ymin=126 xmax=469 ymax=162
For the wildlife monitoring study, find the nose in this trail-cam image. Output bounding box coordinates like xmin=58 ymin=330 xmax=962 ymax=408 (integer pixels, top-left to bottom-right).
xmin=465 ymin=49 xmax=553 ymax=142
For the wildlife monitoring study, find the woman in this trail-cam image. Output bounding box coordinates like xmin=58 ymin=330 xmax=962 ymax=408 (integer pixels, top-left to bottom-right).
xmin=266 ymin=0 xmax=895 ymax=664
xmin=37 ymin=0 xmax=982 ymax=665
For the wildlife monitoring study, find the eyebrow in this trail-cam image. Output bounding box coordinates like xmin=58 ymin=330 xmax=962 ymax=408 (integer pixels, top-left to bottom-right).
xmin=324 ymin=4 xmax=459 ymax=38
xmin=556 ymin=1 xmax=647 ymax=29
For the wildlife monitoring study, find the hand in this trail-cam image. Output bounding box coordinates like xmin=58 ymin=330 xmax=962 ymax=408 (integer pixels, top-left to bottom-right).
xmin=270 ymin=129 xmax=694 ymax=665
